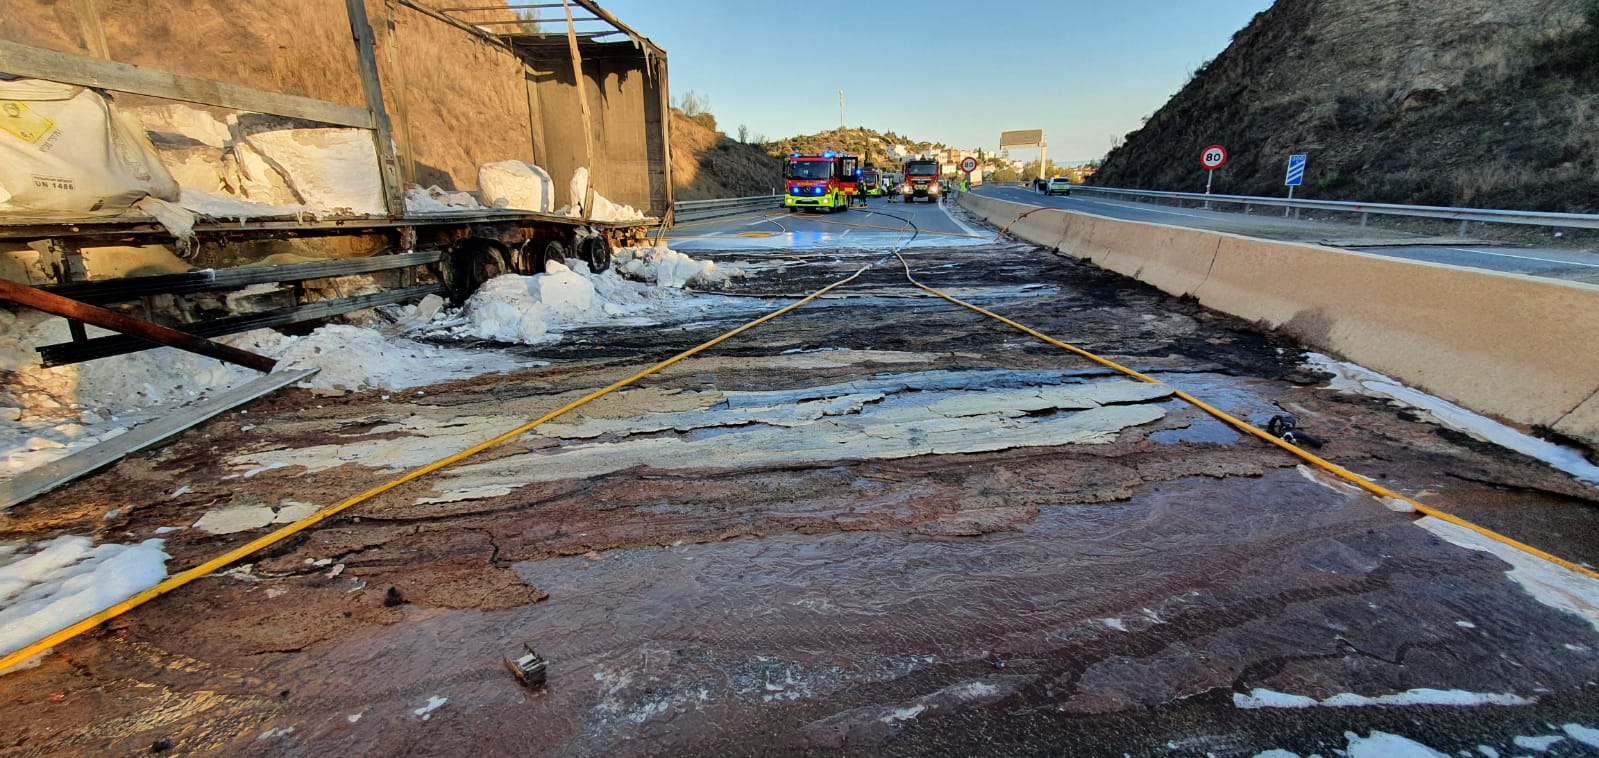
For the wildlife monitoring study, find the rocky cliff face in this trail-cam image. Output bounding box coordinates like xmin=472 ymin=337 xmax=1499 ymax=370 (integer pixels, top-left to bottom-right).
xmin=1093 ymin=0 xmax=1599 ymax=211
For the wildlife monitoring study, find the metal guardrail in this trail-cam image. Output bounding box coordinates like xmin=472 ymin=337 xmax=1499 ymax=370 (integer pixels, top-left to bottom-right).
xmin=672 ymin=195 xmax=781 ymax=224
xmin=1067 ymin=185 xmax=1599 ymax=231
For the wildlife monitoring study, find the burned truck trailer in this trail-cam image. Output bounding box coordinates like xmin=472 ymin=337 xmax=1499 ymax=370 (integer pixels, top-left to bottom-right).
xmin=0 ymin=0 xmax=671 ymax=365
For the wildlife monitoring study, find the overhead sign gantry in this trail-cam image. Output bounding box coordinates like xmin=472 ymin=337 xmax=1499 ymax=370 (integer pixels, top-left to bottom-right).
xmin=1000 ymin=129 xmax=1046 ymax=180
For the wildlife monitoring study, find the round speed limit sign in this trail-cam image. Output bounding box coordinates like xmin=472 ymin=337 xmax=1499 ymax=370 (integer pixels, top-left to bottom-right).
xmin=960 ymin=156 xmax=978 ymax=173
xmin=1200 ymin=145 xmax=1228 ymax=170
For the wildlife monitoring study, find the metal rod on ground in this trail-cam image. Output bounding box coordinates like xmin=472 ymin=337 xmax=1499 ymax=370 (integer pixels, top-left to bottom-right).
xmin=0 ymin=278 xmax=276 ymax=372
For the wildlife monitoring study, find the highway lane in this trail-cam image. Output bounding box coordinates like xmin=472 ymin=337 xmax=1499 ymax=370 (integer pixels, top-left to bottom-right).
xmin=666 ymin=193 xmax=989 ymax=253
xmin=975 ymin=185 xmax=1599 ymax=283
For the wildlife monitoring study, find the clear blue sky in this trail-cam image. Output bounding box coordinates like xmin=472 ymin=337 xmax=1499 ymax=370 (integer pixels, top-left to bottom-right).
xmin=598 ymin=0 xmax=1274 ymax=164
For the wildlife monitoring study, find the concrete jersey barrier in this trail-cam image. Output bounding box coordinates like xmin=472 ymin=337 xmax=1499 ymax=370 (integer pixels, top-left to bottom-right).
xmin=957 ymin=193 xmax=1599 ymax=448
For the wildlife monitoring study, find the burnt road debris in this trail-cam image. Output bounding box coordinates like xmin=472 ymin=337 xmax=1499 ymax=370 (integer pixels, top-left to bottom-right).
xmin=1267 ymin=413 xmax=1325 ymax=448
xmin=383 ymin=587 xmax=407 ymax=608
xmin=504 ymin=645 xmax=550 ymax=690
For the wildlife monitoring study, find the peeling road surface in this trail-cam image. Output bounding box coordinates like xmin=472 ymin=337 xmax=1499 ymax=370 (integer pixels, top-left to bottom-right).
xmin=5 ymin=198 xmax=1599 ymax=756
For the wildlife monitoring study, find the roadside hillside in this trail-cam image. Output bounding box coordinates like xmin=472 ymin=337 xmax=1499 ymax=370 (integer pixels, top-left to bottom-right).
xmin=1092 ymin=0 xmax=1599 ymax=211
xmin=769 ymin=127 xmax=946 ymax=169
xmin=670 ymin=110 xmax=783 ymax=200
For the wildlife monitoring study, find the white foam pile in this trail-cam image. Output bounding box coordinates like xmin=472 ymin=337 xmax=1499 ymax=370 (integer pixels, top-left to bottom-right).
xmin=1304 ymin=353 xmax=1599 ymax=484
xmin=479 ymin=160 xmax=554 ymax=213
xmin=1 ymin=243 xmax=748 ymax=484
xmin=556 ymin=167 xmax=645 ymax=222
xmin=614 ymin=244 xmax=740 ymax=289
xmin=427 ymin=246 xmax=747 ymax=346
xmin=0 ymin=307 xmax=538 ymax=485
xmin=404 ymin=185 xmax=485 ymax=214
xmin=238 ymin=127 xmax=386 ymax=216
xmin=0 ymin=536 xmax=169 ymax=665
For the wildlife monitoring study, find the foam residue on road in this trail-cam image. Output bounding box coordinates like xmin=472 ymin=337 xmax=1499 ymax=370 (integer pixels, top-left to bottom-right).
xmin=0 ymin=536 xmax=169 ymax=666
xmin=1233 ymin=687 xmax=1533 ymax=709
xmin=2 ymin=244 xmax=749 ymax=485
xmin=427 ymin=250 xmax=748 ymax=346
xmin=1254 ymin=726 xmax=1599 ymax=758
xmin=0 ymin=308 xmax=539 ymax=488
xmin=614 ymin=244 xmax=743 ymax=289
xmin=225 ymin=372 xmax=1174 ymax=501
xmin=1304 ymin=353 xmax=1599 ymax=485
xmin=1418 ymin=516 xmax=1599 ymax=633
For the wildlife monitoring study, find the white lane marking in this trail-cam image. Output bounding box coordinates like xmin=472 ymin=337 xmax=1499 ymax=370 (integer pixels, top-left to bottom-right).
xmin=941 ymin=197 xmax=987 ymax=237
xmin=1442 ymin=247 xmax=1599 ymax=269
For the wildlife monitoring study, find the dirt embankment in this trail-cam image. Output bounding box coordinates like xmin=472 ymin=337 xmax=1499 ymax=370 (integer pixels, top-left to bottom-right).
xmin=1093 ymin=0 xmax=1599 ymax=211
xmin=669 ymin=109 xmax=783 ymax=200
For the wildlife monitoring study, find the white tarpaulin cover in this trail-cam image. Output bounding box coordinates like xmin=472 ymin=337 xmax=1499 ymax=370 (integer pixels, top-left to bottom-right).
xmin=0 ymin=79 xmax=179 ymax=216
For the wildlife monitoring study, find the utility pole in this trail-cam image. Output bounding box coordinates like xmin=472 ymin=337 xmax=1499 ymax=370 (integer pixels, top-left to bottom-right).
xmin=839 ymin=89 xmax=851 ymax=163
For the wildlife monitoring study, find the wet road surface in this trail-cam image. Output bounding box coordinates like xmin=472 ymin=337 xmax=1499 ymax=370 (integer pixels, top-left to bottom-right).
xmin=3 ymin=197 xmax=1599 ymax=756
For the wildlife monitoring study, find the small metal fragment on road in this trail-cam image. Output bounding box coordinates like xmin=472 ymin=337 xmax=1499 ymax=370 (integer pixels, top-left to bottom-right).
xmin=504 ymin=645 xmax=548 ymax=689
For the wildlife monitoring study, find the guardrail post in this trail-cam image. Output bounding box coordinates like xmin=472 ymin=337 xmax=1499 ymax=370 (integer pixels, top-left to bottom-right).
xmin=1460 ymin=220 xmax=1470 ymax=236
xmin=1360 ymin=212 xmax=1368 ymax=228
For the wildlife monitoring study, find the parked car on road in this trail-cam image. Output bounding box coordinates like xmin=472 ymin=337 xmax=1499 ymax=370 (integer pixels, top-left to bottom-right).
xmin=1045 ymin=176 xmax=1073 ymax=196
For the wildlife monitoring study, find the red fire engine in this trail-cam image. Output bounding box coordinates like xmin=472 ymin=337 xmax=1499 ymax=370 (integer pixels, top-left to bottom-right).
xmin=784 ymin=151 xmax=860 ymax=213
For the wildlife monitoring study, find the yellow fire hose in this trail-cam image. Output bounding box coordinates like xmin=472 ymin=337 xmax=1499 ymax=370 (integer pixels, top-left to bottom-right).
xmin=0 ymin=264 xmax=873 ymax=673
xmin=891 ymin=251 xmax=1599 ymax=582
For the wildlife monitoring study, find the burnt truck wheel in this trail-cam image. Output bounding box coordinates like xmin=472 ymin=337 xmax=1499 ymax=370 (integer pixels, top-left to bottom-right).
xmin=576 ymin=235 xmax=613 ymax=273
xmin=540 ymin=240 xmax=569 ymax=271
xmin=442 ymin=237 xmax=511 ymax=304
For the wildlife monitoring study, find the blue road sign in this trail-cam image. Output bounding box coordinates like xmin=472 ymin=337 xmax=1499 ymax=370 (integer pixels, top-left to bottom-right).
xmin=1285 ymin=154 xmax=1307 ymax=187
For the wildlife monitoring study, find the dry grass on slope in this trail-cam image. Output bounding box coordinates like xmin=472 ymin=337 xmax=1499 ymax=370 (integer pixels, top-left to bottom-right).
xmin=670 ymin=109 xmax=783 ymax=201
xmin=1094 ymin=0 xmax=1599 ymax=212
